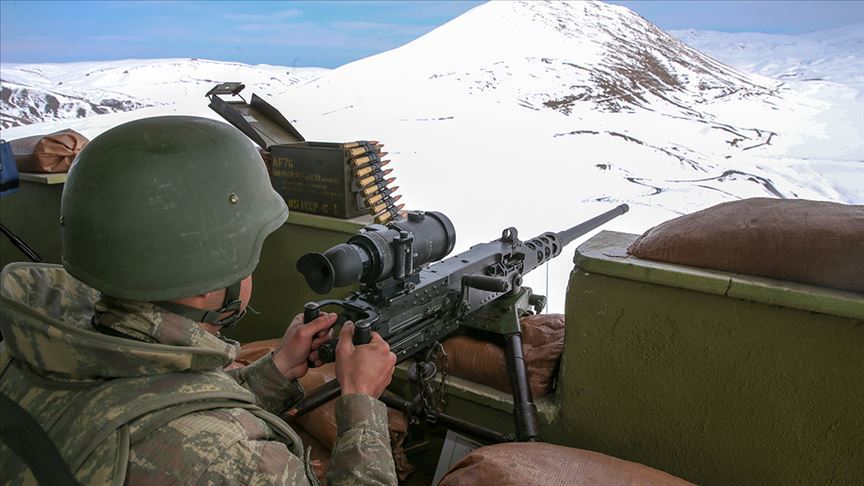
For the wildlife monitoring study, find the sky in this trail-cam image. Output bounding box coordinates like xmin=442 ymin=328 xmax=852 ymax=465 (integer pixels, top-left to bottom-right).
xmin=610 ymin=0 xmax=864 ymax=34
xmin=2 ymin=1 xmax=863 ymax=68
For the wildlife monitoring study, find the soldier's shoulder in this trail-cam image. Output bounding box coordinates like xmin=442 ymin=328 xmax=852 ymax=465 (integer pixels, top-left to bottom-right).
xmin=1 ymin=262 xmax=99 ymax=321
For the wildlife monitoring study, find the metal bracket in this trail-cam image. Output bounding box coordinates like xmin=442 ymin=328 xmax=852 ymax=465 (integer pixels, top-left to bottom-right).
xmin=205 ymin=82 xmax=247 ymax=100
xmin=461 ymin=287 xmax=534 ymax=335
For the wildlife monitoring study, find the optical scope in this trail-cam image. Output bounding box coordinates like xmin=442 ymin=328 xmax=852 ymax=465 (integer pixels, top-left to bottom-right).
xmin=297 ymin=211 xmax=456 ymax=294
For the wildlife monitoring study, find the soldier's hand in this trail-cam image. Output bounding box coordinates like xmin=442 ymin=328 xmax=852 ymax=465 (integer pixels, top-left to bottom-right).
xmin=272 ymin=312 xmax=337 ymax=380
xmin=335 ymin=322 xmax=397 ymax=398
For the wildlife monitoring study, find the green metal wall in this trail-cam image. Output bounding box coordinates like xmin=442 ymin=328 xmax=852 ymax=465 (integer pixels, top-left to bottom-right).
xmin=557 ymin=231 xmax=864 ymax=485
xmin=0 ymin=177 xmax=64 ymax=268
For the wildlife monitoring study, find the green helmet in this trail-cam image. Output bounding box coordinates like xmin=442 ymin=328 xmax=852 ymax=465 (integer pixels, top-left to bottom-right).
xmin=61 ymin=116 xmax=288 ymax=303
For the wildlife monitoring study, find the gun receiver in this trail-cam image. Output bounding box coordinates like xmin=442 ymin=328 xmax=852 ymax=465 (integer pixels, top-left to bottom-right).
xmin=292 ymin=204 xmax=628 ymax=441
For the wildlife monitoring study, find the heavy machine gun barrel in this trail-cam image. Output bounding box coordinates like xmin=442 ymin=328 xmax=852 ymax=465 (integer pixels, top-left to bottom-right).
xmin=559 ymin=203 xmax=629 ymax=246
xmin=296 ymin=203 xmax=628 ymax=359
xmin=289 ymin=204 xmax=629 ymax=440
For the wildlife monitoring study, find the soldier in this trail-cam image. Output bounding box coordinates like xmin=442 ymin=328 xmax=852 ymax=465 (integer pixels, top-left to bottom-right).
xmin=0 ymin=116 xmax=398 ymax=485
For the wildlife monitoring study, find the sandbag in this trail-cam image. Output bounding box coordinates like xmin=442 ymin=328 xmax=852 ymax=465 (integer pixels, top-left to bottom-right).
xmin=627 ymin=198 xmax=864 ymax=293
xmin=294 ymin=428 xmax=330 ymax=484
xmin=442 ymin=314 xmax=565 ymax=398
xmin=295 ymin=364 xmax=340 ymax=449
xmin=235 ymin=338 xmax=281 ymax=366
xmin=439 ymin=443 xmax=693 ymax=486
xmin=234 ymin=341 xmax=415 ymax=480
xmin=9 ymin=129 xmax=89 ymax=173
xmin=294 ymin=364 xmax=414 ymax=479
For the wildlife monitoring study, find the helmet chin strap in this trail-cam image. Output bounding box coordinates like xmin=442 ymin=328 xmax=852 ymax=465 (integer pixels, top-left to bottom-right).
xmin=156 ymin=280 xmax=246 ymax=330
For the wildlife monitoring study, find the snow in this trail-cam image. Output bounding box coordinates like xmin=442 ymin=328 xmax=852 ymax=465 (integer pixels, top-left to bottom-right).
xmin=1 ymin=1 xmax=861 ymax=312
xmin=1 ymin=58 xmax=326 ymax=128
xmin=671 ymin=23 xmax=864 ymax=90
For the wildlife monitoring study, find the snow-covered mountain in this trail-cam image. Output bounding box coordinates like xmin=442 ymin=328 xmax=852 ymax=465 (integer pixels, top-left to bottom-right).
xmin=276 ymin=0 xmax=781 ymax=120
xmin=0 ymin=79 xmax=148 ymax=129
xmin=271 ymin=1 xmax=859 ymax=223
xmin=1 ymin=1 xmax=861 ymax=311
xmin=671 ymin=23 xmax=864 ymax=90
xmin=666 ymin=22 xmax=864 ymax=208
xmin=0 ymin=59 xmax=327 ymax=128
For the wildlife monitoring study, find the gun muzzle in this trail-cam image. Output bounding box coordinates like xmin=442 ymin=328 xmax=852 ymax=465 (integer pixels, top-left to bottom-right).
xmin=557 ymin=203 xmax=629 ymax=245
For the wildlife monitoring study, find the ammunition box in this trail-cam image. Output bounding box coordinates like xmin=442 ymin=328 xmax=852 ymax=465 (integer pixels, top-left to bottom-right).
xmin=268 ymin=142 xmax=367 ymax=219
xmin=204 ymin=83 xmax=389 ymax=219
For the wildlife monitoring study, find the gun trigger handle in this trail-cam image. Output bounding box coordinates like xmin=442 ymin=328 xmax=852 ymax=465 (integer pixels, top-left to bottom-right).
xmin=303 ymin=302 xmax=320 ymax=324
xmin=353 ymin=322 xmax=372 ymax=346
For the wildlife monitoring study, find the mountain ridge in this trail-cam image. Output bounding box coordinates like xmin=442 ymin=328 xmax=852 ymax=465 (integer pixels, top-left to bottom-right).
xmin=293 ymin=1 xmax=777 ymax=118
xmin=670 ymin=22 xmax=864 ymax=89
xmin=0 ymin=58 xmax=327 ymax=128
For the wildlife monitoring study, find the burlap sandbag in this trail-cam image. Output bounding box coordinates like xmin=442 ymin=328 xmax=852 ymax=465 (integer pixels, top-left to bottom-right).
xmin=296 ymin=363 xmax=414 ymax=480
xmin=442 ymin=314 xmax=565 ymax=398
xmin=294 ymin=428 xmax=330 ymax=484
xmin=9 ymin=129 xmax=88 ymax=173
xmin=439 ymin=443 xmax=693 ymax=486
xmin=627 ymin=198 xmax=864 ymax=293
xmin=234 ymin=341 xmax=414 ymax=480
xmin=235 ymin=338 xmax=281 ymax=366
xmin=295 ymin=364 xmax=340 ymax=449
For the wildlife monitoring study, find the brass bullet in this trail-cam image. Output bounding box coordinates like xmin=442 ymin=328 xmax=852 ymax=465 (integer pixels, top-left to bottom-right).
xmin=341 ymin=140 xmax=380 ymax=149
xmin=350 ymin=152 xmax=388 ymax=167
xmin=346 ymin=144 xmax=382 ymax=157
xmin=370 ymin=194 xmax=402 ymax=215
xmin=373 ymin=203 xmax=405 ymax=224
xmin=357 ymin=168 xmax=393 ymax=189
xmin=360 ymin=178 xmax=396 ymax=198
xmin=364 ymin=186 xmax=399 ymax=207
xmin=353 ymin=160 xmax=390 ymax=178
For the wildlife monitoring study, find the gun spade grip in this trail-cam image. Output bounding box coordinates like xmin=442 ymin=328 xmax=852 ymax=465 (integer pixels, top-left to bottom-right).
xmin=317 ymin=340 xmax=337 ymax=363
xmin=353 ymin=322 xmax=372 ymax=345
xmin=303 ymin=302 xmax=320 ymax=323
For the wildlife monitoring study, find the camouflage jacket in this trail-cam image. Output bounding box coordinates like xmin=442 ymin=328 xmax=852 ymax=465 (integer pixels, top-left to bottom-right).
xmin=0 ymin=263 xmax=397 ymax=485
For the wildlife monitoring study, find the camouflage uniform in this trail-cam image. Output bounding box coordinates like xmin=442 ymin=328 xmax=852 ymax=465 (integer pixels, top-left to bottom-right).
xmin=0 ymin=263 xmax=397 ymax=485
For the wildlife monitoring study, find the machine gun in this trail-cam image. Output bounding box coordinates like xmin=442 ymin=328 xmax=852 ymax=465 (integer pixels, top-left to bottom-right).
xmin=289 ymin=204 xmax=629 ymax=441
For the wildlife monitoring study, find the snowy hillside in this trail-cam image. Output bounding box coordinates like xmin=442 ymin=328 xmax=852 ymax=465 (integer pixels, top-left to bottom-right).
xmin=279 ymin=0 xmax=780 ymax=118
xmin=0 ymin=58 xmax=327 ymax=128
xmin=1 ymin=1 xmax=860 ymax=311
xmin=667 ymin=23 xmax=864 ymax=208
xmin=671 ymin=23 xmax=864 ymax=90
